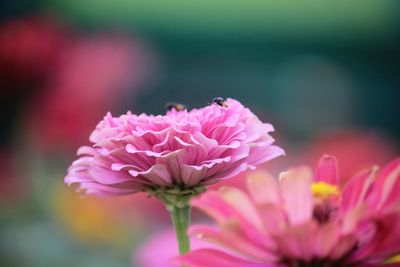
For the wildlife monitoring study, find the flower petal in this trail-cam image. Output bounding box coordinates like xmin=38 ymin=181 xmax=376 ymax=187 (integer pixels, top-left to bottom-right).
xmin=175 ymin=249 xmax=270 ymax=267
xmin=280 ymin=166 xmax=313 ymax=225
xmin=247 ymin=170 xmax=281 ymax=205
xmin=315 ymin=154 xmax=339 ymax=185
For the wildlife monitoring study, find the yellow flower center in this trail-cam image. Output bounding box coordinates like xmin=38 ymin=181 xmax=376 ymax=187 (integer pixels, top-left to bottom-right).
xmin=311 ymin=182 xmax=339 ymax=199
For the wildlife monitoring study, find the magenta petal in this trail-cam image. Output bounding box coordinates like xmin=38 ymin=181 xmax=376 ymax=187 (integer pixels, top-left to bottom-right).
xmin=340 ymin=168 xmax=376 ymax=212
xmin=329 ymin=235 xmax=358 ymax=259
xmin=368 ymin=157 xmax=400 ymax=211
xmin=315 ymin=154 xmax=339 ymax=185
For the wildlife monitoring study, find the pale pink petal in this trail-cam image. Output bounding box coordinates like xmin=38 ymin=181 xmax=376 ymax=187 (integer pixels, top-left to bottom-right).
xmin=175 ymin=249 xmax=270 ymax=267
xmin=189 ymin=225 xmax=276 ymax=262
xmin=257 ymin=204 xmax=287 ymax=235
xmin=88 ymin=161 xmax=133 ymax=185
xmin=274 ymin=222 xmax=317 ymax=261
xmin=248 ymin=145 xmax=285 ymax=167
xmin=247 ymin=170 xmax=281 ymax=205
xmin=313 ymin=222 xmax=340 ymax=258
xmin=129 ymin=164 xmax=172 ymax=186
xmin=219 ymin=187 xmax=264 ymax=230
xmin=280 ymin=166 xmax=313 ymax=225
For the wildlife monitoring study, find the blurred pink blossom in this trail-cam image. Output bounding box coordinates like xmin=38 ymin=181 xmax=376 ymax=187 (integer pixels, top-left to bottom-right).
xmin=178 ymin=155 xmax=400 ymax=267
xmin=0 ymin=16 xmax=67 ymax=92
xmin=134 ymin=228 xmax=213 ymax=267
xmin=26 ymin=34 xmax=149 ymax=150
xmin=65 ymin=98 xmax=284 ymax=196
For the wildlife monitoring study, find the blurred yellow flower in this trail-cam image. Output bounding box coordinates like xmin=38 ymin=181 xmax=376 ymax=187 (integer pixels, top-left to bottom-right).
xmin=52 ymin=186 xmax=139 ymax=246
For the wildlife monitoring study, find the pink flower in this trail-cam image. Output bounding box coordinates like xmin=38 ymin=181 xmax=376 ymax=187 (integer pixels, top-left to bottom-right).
xmin=134 ymin=228 xmax=214 ymax=267
xmin=26 ymin=34 xmax=148 ymax=151
xmin=177 ymin=155 xmax=400 ymax=267
xmin=0 ymin=15 xmax=67 ymax=89
xmin=65 ymin=98 xmax=284 ymax=196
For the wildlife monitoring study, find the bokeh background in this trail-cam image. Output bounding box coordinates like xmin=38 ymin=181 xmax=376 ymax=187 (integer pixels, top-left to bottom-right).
xmin=1 ymin=1 xmax=399 ymax=267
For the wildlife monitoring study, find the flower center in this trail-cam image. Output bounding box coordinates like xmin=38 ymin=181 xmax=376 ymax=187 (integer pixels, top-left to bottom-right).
xmin=281 ymin=258 xmax=356 ymax=267
xmin=311 ymin=182 xmax=339 ymax=199
xmin=311 ymin=182 xmax=339 ymax=224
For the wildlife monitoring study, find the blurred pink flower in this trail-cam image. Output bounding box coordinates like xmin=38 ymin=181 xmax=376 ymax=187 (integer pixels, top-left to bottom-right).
xmin=134 ymin=228 xmax=213 ymax=267
xmin=65 ymin=98 xmax=284 ymax=196
xmin=26 ymin=34 xmax=148 ymax=150
xmin=0 ymin=16 xmax=67 ymax=92
xmin=177 ymin=155 xmax=400 ymax=267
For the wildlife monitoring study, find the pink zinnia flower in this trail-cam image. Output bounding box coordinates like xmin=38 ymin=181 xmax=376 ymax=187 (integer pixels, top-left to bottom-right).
xmin=178 ymin=155 xmax=400 ymax=267
xmin=65 ymin=98 xmax=284 ymax=196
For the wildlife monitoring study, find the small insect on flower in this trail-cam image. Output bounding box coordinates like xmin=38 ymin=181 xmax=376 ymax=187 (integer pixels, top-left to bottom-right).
xmin=165 ymin=102 xmax=187 ymax=112
xmin=212 ymin=97 xmax=228 ymax=107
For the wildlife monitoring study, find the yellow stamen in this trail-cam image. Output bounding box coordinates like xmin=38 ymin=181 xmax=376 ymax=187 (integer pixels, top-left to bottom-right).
xmin=311 ymin=182 xmax=339 ymax=198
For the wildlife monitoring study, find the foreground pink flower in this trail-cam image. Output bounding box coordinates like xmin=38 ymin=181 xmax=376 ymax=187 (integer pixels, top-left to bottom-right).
xmin=178 ymin=155 xmax=400 ymax=267
xmin=65 ymin=98 xmax=283 ymax=196
xmin=65 ymin=98 xmax=284 ymax=254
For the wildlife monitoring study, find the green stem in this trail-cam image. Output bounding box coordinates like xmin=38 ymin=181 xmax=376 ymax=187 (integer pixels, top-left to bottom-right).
xmin=169 ymin=205 xmax=191 ymax=255
xmin=150 ymin=185 xmax=206 ymax=256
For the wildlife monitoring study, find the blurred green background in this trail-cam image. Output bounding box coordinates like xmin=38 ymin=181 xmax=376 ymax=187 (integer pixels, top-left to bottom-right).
xmin=0 ymin=1 xmax=399 ymax=267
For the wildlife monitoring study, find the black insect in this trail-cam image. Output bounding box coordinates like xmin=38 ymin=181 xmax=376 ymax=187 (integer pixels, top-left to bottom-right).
xmin=165 ymin=102 xmax=187 ymax=112
xmin=212 ymin=97 xmax=228 ymax=107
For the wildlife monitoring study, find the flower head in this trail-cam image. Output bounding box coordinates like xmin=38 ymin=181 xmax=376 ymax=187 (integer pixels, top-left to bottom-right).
xmin=65 ymin=98 xmax=284 ymax=197
xmin=178 ymin=155 xmax=400 ymax=267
